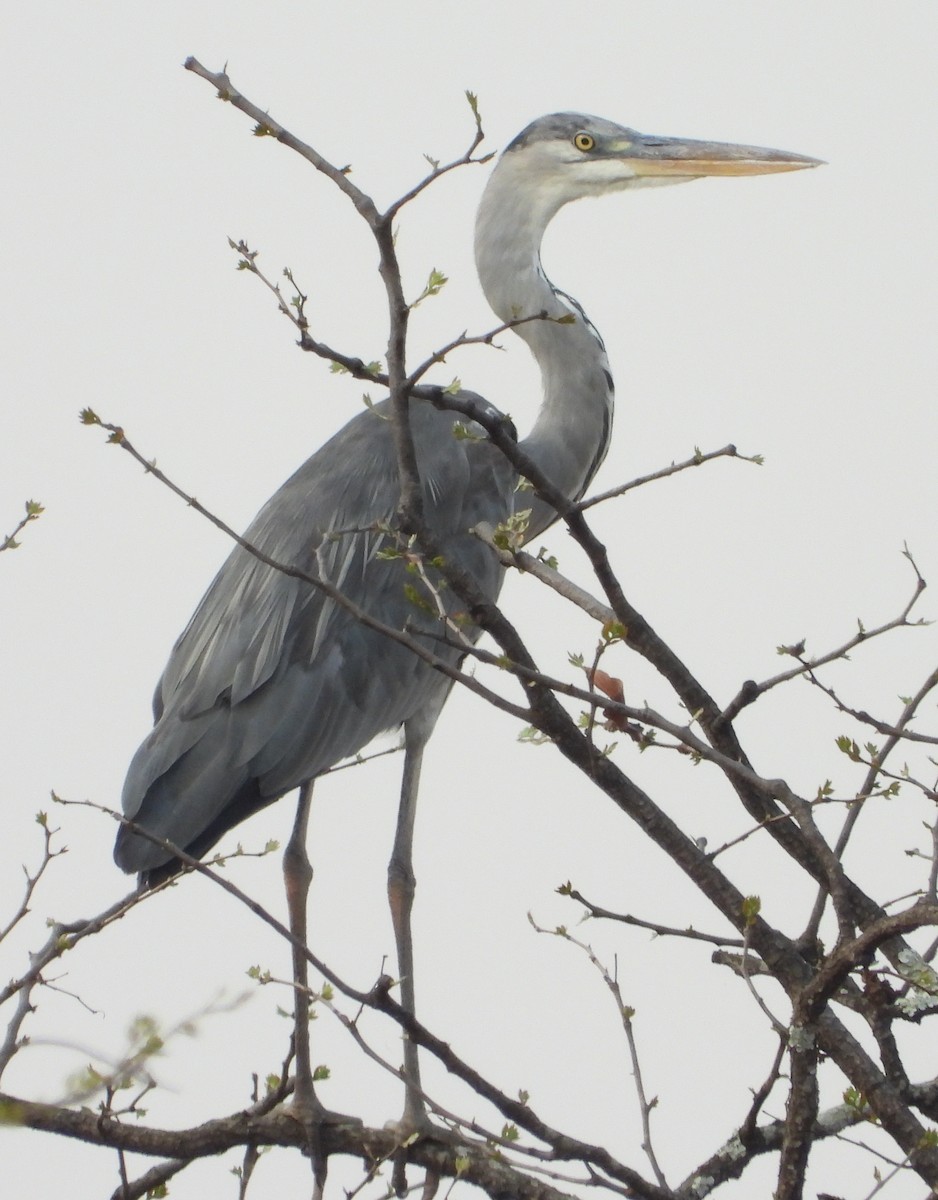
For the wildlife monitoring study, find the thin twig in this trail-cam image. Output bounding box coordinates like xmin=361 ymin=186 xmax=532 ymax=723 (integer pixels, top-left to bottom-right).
xmin=183 ymin=59 xmax=377 ymax=222
xmin=575 ymin=444 xmax=754 ymax=511
xmin=561 ymin=887 xmax=744 ymax=948
xmin=721 ymin=550 xmax=928 ymax=724
xmin=528 ymin=915 xmax=668 ymax=1190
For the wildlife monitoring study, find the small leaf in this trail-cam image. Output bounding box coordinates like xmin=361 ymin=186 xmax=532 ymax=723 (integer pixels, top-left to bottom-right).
xmin=518 ymin=725 xmax=550 ymax=746
xmin=403 ymin=583 xmax=434 ymax=614
xmin=835 ymin=735 xmax=862 ymax=762
xmin=741 ymin=895 xmax=761 ymax=927
xmin=492 ymin=509 xmax=531 ymax=551
xmin=465 ymin=90 xmax=481 ymax=125
xmin=452 ymin=421 xmax=482 ymax=442
xmin=411 ymin=268 xmax=449 ymax=308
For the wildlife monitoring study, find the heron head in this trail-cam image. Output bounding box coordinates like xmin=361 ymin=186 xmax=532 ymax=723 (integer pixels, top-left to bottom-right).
xmin=502 ymin=112 xmax=822 ymax=207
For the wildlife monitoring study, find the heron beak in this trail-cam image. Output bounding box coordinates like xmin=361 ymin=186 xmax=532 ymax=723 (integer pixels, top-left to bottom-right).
xmin=621 ymin=134 xmax=824 ymax=177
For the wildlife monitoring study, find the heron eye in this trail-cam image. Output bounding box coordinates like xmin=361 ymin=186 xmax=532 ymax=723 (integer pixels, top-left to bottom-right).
xmin=574 ymin=131 xmax=595 ymax=152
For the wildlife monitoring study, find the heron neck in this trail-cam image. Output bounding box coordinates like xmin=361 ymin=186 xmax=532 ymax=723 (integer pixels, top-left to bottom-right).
xmin=475 ymin=170 xmax=614 ymax=537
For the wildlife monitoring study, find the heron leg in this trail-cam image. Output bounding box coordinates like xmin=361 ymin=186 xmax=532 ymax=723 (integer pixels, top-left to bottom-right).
xmin=284 ymin=780 xmax=328 ymax=1121
xmin=387 ymin=717 xmax=433 ymax=1131
xmin=284 ymin=782 xmax=362 ymax=1200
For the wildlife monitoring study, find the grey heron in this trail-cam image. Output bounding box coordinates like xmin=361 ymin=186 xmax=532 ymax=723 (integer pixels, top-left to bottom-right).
xmin=115 ymin=113 xmax=819 ymax=1127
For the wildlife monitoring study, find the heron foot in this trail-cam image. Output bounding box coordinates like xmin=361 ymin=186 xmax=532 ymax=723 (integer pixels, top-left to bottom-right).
xmin=277 ymin=1091 xmax=361 ymax=1200
xmin=288 ymin=1082 xmax=363 ymax=1131
xmin=384 ymin=1112 xmax=457 ymax=1200
xmin=384 ymin=1101 xmax=455 ymax=1141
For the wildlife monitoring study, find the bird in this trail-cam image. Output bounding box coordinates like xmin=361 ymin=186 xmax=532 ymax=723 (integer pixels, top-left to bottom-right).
xmin=115 ymin=112 xmax=820 ymax=1126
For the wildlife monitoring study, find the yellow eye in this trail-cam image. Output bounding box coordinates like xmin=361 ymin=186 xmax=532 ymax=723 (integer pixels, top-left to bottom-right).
xmin=574 ymin=131 xmax=595 ymax=152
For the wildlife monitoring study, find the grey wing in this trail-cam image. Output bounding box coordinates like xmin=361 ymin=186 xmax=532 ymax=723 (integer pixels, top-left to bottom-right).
xmin=115 ymin=397 xmax=514 ymax=874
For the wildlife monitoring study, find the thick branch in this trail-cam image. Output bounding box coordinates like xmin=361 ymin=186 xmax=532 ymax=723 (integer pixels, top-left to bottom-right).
xmin=0 ymin=1095 xmax=584 ymax=1200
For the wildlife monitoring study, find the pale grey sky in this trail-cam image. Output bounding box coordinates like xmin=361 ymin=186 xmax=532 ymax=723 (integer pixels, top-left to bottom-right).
xmin=2 ymin=3 xmax=937 ymax=1196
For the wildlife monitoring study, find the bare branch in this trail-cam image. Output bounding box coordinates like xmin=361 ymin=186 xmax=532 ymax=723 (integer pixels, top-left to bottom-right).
xmin=559 ymin=886 xmax=744 ymax=948
xmin=721 ymin=552 xmax=928 ymax=724
xmin=528 ymin=916 xmax=669 ymax=1190
xmin=184 ymin=59 xmax=377 ymax=222
xmin=575 ymin=444 xmax=755 ymax=512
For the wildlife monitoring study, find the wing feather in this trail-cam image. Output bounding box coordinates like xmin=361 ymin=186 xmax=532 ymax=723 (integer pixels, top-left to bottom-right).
xmin=116 ymin=396 xmax=515 ymax=874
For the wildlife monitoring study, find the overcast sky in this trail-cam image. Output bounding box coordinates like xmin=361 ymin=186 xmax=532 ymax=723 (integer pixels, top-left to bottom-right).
xmin=3 ymin=3 xmax=938 ymax=1196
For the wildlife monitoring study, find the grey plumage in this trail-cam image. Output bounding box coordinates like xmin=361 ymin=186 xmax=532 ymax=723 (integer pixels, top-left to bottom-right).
xmin=115 ymin=112 xmax=820 ymax=885
xmin=116 ymin=398 xmax=511 ymax=880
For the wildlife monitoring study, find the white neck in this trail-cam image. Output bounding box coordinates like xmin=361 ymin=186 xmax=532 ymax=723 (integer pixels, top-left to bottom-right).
xmin=474 ymin=155 xmax=614 ymax=536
